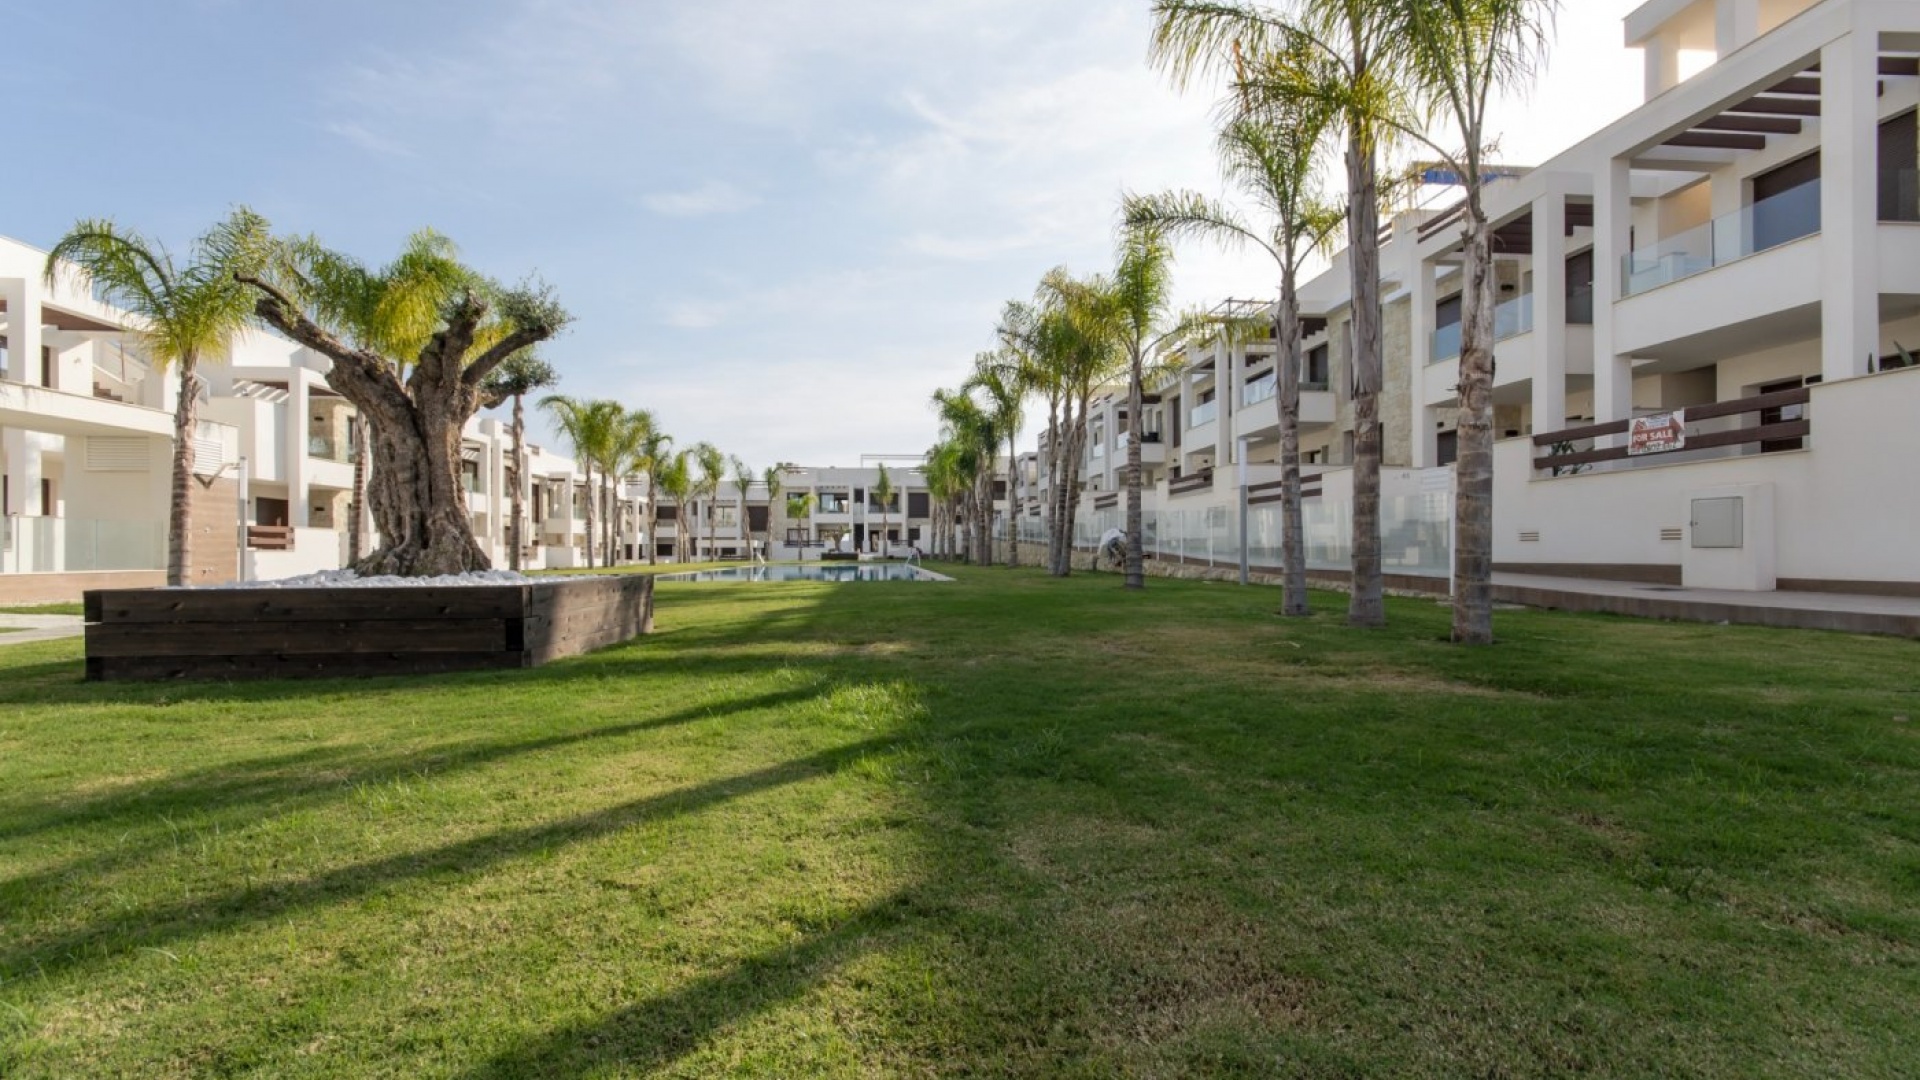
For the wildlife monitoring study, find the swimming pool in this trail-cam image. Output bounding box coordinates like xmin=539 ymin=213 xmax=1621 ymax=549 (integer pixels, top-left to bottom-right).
xmin=654 ymin=562 xmax=952 ymax=583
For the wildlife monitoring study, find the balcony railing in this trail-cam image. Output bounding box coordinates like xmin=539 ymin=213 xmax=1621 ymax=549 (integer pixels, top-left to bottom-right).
xmin=307 ymin=435 xmax=349 ymax=462
xmin=1530 ymin=386 xmax=1811 ymax=473
xmin=1431 ymin=292 xmax=1534 ymax=363
xmin=1243 ymin=375 xmax=1277 ymax=406
xmin=1621 ymin=178 xmax=1820 ymax=297
xmin=2 ymin=515 xmax=165 ymax=574
xmin=1189 ymin=400 xmax=1219 ymax=429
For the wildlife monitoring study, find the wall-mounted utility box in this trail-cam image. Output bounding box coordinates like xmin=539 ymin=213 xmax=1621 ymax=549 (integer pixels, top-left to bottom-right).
xmin=1683 ymin=483 xmax=1774 ymax=590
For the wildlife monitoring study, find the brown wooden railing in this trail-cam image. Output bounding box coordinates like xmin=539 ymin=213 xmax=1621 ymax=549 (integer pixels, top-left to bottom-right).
xmin=246 ymin=525 xmax=294 ymax=551
xmin=1169 ymin=469 xmax=1215 ymax=496
xmin=1247 ymin=475 xmax=1325 ymax=506
xmin=1531 ymin=387 xmax=1810 ymax=471
xmin=1093 ymin=493 xmax=1119 ymax=510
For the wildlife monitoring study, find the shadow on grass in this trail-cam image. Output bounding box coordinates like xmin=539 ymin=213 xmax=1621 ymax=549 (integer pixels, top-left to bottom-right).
xmin=458 ymin=894 xmax=911 ymax=1080
xmin=0 ymin=680 xmax=831 ymax=846
xmin=0 ymin=733 xmax=904 ymax=985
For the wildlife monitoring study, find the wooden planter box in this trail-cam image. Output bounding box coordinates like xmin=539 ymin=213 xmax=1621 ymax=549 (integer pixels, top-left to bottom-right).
xmin=83 ymin=574 xmax=653 ymax=682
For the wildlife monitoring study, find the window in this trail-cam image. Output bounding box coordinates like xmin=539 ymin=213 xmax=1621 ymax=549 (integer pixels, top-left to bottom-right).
xmin=1436 ymin=431 xmax=1459 ymax=466
xmin=1305 ymin=344 xmax=1330 ymax=389
xmin=1881 ymin=109 xmax=1919 ymax=222
xmin=1566 ymin=250 xmax=1594 ymax=325
xmin=1751 ymin=153 xmax=1821 ymax=252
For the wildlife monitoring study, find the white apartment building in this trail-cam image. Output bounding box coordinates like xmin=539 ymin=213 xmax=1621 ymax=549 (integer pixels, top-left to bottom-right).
xmin=651 ymin=463 xmax=938 ymax=562
xmin=0 ymin=234 xmax=636 ymax=601
xmin=1040 ymin=0 xmax=1920 ymax=594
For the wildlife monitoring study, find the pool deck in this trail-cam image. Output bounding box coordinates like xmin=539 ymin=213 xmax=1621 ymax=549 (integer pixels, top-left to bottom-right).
xmin=0 ymin=613 xmax=85 ymax=646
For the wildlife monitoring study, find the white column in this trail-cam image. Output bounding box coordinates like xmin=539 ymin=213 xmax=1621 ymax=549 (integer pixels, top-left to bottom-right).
xmin=1216 ymin=348 xmax=1236 ymax=470
xmin=0 ymin=276 xmax=44 ymax=388
xmin=1409 ymin=258 xmax=1435 ymax=468
xmin=1593 ymin=157 xmax=1634 ymax=436
xmin=1715 ymin=0 xmax=1760 ymax=57
xmin=1643 ymin=34 xmax=1682 ymax=100
xmin=1821 ymin=27 xmax=1879 ymax=383
xmin=1531 ymin=193 xmax=1569 ymax=435
xmin=287 ymin=376 xmax=310 ymax=527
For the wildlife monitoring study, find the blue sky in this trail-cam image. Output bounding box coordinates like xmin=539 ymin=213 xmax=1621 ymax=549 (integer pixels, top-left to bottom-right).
xmin=8 ymin=0 xmax=1642 ymax=468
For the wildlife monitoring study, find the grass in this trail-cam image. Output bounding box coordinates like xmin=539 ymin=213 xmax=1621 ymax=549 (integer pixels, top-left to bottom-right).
xmin=0 ymin=603 xmax=82 ymax=616
xmin=2 ymin=566 xmax=1917 ymax=1077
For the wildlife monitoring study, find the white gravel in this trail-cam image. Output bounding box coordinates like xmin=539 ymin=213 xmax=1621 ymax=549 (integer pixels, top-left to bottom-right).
xmin=199 ymin=569 xmax=533 ymax=590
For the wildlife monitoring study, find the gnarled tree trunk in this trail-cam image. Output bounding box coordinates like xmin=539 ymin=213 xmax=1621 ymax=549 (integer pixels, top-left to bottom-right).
xmin=243 ymin=277 xmax=552 ymax=577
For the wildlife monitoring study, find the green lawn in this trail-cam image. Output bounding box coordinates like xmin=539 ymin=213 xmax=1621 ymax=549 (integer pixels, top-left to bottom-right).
xmin=2 ymin=567 xmax=1917 ymax=1077
xmin=0 ymin=603 xmax=83 ymax=616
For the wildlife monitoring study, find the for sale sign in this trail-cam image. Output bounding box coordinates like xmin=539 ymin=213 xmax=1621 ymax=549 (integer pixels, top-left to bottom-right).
xmin=1628 ymin=410 xmax=1686 ymax=455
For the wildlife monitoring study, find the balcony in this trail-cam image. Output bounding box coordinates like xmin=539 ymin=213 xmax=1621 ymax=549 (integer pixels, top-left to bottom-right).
xmin=1621 ymin=178 xmax=1819 ymax=297
xmin=1243 ymin=374 xmax=1277 ymax=406
xmin=307 ymin=434 xmax=349 ymax=463
xmin=1431 ymin=292 xmax=1534 ymax=363
xmin=1189 ymin=400 xmax=1219 ymax=429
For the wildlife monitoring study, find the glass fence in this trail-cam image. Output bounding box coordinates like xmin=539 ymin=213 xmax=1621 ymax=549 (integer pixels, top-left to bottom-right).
xmin=1243 ymin=375 xmax=1277 ymax=406
xmin=1013 ymin=492 xmax=1451 ymax=580
xmin=1431 ymin=292 xmax=1535 ymax=363
xmin=1621 ymin=178 xmax=1820 ymax=296
xmin=2 ymin=516 xmax=167 ymax=574
xmin=1189 ymin=400 xmax=1219 ymax=428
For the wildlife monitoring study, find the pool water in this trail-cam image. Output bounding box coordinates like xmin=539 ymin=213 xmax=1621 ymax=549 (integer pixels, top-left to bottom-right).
xmin=654 ymin=562 xmax=951 ymax=583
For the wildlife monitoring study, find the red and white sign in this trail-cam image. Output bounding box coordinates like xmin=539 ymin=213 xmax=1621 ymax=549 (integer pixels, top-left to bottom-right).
xmin=1628 ymin=410 xmax=1686 ymax=455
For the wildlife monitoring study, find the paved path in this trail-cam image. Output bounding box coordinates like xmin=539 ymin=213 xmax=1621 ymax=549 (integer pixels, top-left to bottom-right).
xmin=0 ymin=613 xmax=84 ymax=646
xmin=1491 ymin=573 xmax=1920 ymax=636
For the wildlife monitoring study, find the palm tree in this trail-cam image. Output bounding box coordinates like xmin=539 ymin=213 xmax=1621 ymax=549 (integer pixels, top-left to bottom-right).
xmin=45 ymin=211 xmax=269 ymax=586
xmin=692 ymin=442 xmax=726 ymax=560
xmin=761 ymin=465 xmax=785 ymax=555
xmin=1151 ymin=0 xmax=1401 ymax=627
xmin=603 ymin=407 xmax=656 ymax=566
xmin=871 ymin=463 xmax=896 ymax=557
xmin=629 ymin=426 xmax=674 ymax=565
xmin=1380 ymin=0 xmax=1556 ymax=644
xmin=931 ymin=387 xmax=995 ymax=566
xmin=1083 ymin=226 xmax=1220 ymax=590
xmin=541 ymin=396 xmax=622 ymax=568
xmin=482 ymin=350 xmax=558 ymax=572
xmin=730 ymin=455 xmax=757 ymax=558
xmin=785 ymin=491 xmax=815 ymax=554
xmin=238 ymin=220 xmax=570 ymax=576
xmin=1031 ymin=269 xmax=1128 ymax=576
xmin=655 ymin=450 xmax=696 ymax=562
xmin=964 ymin=352 xmax=1029 ymax=569
xmin=1125 ymin=97 xmax=1345 ymax=615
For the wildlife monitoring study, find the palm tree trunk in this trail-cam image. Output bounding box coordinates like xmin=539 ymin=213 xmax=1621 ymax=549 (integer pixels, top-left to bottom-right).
xmin=646 ymin=470 xmax=658 ymax=565
xmin=1452 ymin=213 xmax=1497 ymax=644
xmin=1277 ymin=279 xmax=1308 ymax=617
xmin=1344 ymin=138 xmax=1386 ymax=628
xmin=508 ymin=394 xmax=526 ymax=572
xmin=166 ymin=354 xmax=200 ymax=588
xmin=348 ymin=416 xmax=369 ymax=564
xmin=582 ymin=465 xmax=597 ymax=569
xmin=1124 ymin=344 xmax=1145 ymax=589
xmin=1004 ymin=432 xmax=1020 ymax=568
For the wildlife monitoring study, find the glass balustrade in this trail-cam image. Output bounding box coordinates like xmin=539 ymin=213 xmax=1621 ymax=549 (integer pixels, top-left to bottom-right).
xmin=1430 ymin=292 xmax=1534 ymax=363
xmin=1621 ymin=178 xmax=1820 ymax=296
xmin=1189 ymin=400 xmax=1219 ymax=428
xmin=2 ymin=515 xmax=166 ymax=574
xmin=1243 ymin=376 xmax=1277 ymax=406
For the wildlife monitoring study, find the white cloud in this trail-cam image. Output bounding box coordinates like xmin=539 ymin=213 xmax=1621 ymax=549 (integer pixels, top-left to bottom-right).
xmin=641 ymin=181 xmax=761 ymax=218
